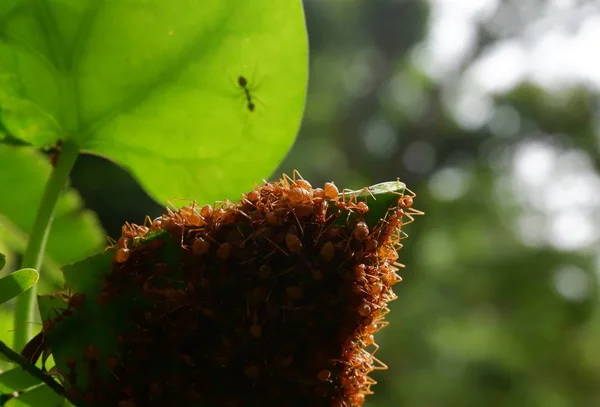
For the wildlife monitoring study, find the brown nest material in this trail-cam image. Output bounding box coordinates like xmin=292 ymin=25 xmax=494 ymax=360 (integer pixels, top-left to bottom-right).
xmin=33 ymin=174 xmax=422 ymax=407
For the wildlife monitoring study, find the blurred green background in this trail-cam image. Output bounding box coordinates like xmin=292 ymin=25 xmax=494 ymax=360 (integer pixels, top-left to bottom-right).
xmin=4 ymin=0 xmax=600 ymax=406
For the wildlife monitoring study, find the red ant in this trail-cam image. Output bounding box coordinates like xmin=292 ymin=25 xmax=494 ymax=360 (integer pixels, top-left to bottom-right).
xmin=178 ymin=202 xmax=206 ymax=227
xmin=47 ymin=139 xmax=63 ymax=167
xmin=353 ymin=334 xmax=380 ymax=356
xmin=364 ymin=318 xmax=390 ymax=335
xmin=393 ymin=187 xmax=424 ymax=224
xmin=353 ymin=221 xmax=369 ymax=242
xmin=285 ymin=227 xmax=303 ymax=254
xmin=352 ymin=263 xmax=380 ymax=285
xmin=106 ymin=219 xmax=152 ymax=263
xmin=375 ymin=209 xmax=403 ymax=246
xmin=334 ymin=187 xmax=375 ymax=230
xmin=66 ymin=356 xmax=78 ymax=387
xmin=278 ymin=171 xmax=314 ymax=207
xmin=280 ymin=170 xmax=313 ymax=190
xmin=105 ymin=236 xmax=130 ymax=263
xmin=317 ymin=369 xmax=332 ymax=382
xmin=59 ymin=290 xmax=86 ymax=309
xmin=319 ymin=241 xmax=335 ymax=262
xmin=324 ymin=182 xmax=339 ymax=200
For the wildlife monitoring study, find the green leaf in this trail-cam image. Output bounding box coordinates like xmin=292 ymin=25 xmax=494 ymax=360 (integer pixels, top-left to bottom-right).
xmin=5 ymin=384 xmax=64 ymax=407
xmin=0 ymin=341 xmax=64 ymax=405
xmin=0 ymin=268 xmax=38 ymax=305
xmin=0 ymin=367 xmax=42 ymax=393
xmin=341 ymin=180 xmax=407 ymax=227
xmin=0 ymin=253 xmax=5 ymax=272
xmin=59 ymin=250 xmax=112 ymax=295
xmin=0 ymin=309 xmax=14 ymax=370
xmin=37 ymin=232 xmax=179 ymax=398
xmin=0 ymin=1 xmax=309 ymax=204
xmin=0 ymin=145 xmax=105 ymax=288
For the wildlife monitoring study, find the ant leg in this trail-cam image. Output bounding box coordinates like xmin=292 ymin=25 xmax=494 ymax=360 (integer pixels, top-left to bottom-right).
xmin=291 ymin=169 xmax=305 ymax=183
xmin=360 ymin=186 xmax=376 ymax=202
xmin=263 ymin=237 xmax=288 ymax=256
xmin=281 ymin=173 xmax=294 ymax=189
xmin=404 ymin=187 xmax=417 ymax=198
xmin=105 ymin=236 xmax=118 ymax=252
xmin=371 ymin=355 xmax=388 ymax=371
xmin=143 ymin=215 xmax=153 ymax=228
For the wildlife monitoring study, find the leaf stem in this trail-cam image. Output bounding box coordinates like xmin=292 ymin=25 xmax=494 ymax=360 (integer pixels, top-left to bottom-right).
xmin=13 ymin=140 xmax=80 ymax=351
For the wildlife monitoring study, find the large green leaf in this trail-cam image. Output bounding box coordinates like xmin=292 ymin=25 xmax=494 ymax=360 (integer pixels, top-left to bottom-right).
xmin=0 ymin=145 xmax=105 ymax=288
xmin=0 ymin=268 xmax=38 ymax=305
xmin=0 ymin=1 xmax=308 ymax=204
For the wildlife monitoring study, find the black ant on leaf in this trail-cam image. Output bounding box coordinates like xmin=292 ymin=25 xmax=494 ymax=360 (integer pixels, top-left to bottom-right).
xmin=238 ymin=76 xmax=256 ymax=112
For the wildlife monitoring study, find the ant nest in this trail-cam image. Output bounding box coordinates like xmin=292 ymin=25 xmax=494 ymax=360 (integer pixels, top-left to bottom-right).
xmin=64 ymin=173 xmax=420 ymax=407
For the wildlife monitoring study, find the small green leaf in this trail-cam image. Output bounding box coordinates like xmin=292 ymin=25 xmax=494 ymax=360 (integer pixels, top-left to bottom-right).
xmin=0 ymin=268 xmax=38 ymax=305
xmin=1 ymin=1 xmax=309 ymax=204
xmin=0 ymin=253 xmax=5 ymax=272
xmin=342 ymin=180 xmax=407 ymax=227
xmin=0 ymin=145 xmax=105 ymax=288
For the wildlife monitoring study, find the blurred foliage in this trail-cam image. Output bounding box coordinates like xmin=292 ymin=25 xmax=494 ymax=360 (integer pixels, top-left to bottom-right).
xmin=2 ymin=0 xmax=600 ymax=406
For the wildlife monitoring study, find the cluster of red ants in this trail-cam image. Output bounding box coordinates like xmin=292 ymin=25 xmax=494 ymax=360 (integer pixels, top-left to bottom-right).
xmin=43 ymin=173 xmax=421 ymax=407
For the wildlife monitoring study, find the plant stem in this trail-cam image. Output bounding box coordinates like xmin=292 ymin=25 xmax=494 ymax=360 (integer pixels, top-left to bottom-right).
xmin=13 ymin=0 xmax=80 ymax=351
xmin=13 ymin=140 xmax=80 ymax=351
